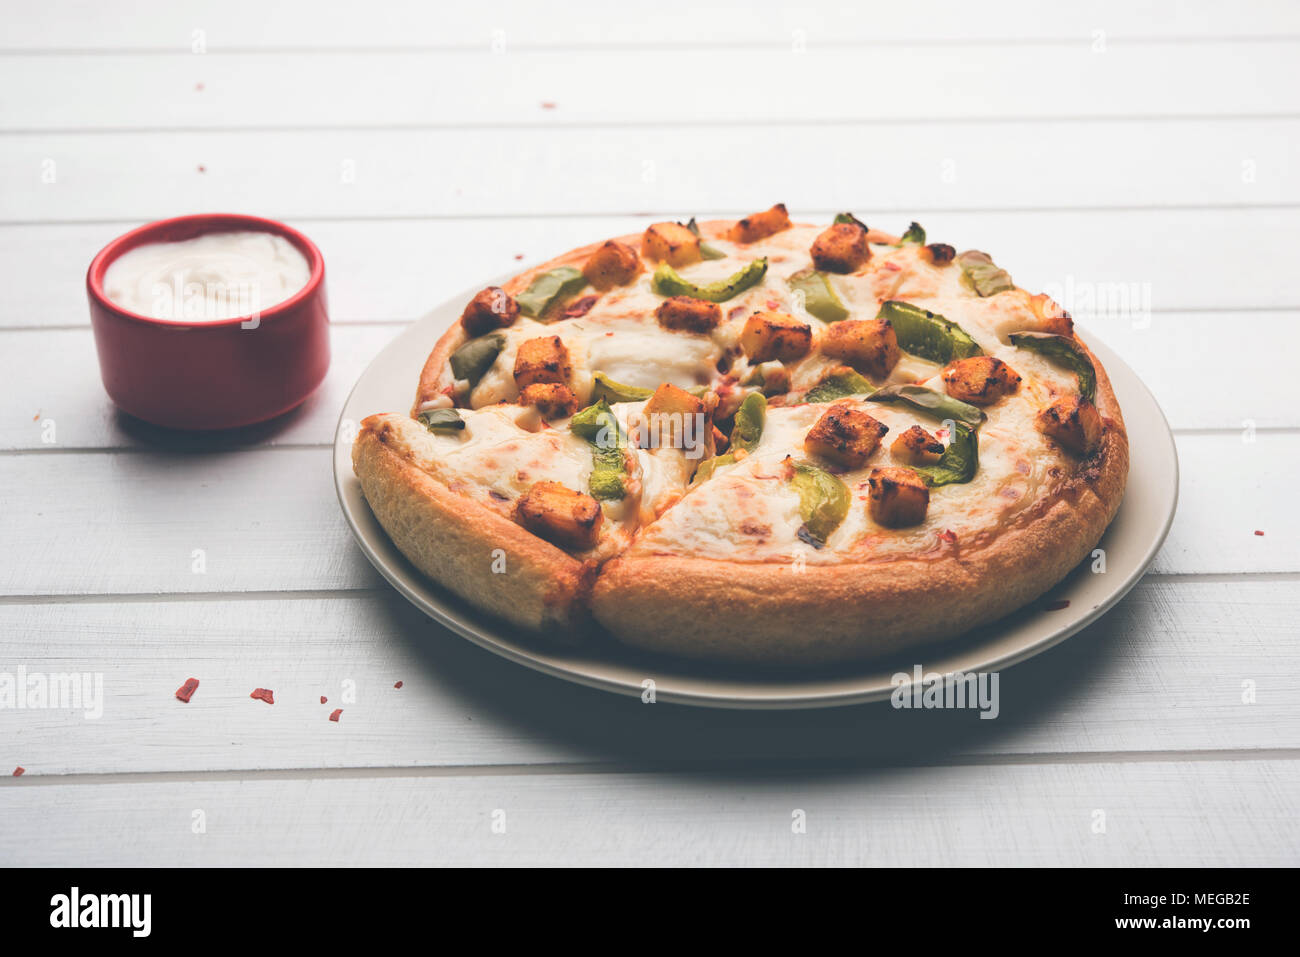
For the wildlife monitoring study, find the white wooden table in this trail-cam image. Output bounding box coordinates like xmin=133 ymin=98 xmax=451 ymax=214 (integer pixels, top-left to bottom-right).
xmin=2 ymin=1 xmax=1298 ymax=866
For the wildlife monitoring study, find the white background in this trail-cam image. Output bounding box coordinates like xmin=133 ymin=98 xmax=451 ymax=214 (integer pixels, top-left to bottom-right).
xmin=0 ymin=1 xmax=1297 ymax=865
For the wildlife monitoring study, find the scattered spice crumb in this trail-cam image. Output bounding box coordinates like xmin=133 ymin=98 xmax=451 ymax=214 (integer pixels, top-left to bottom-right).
xmin=195 ymin=82 xmax=204 ymax=91
xmin=329 ymin=709 xmax=342 ymax=722
xmin=513 ymin=253 xmax=524 ymax=260
xmin=540 ymin=101 xmax=556 ymax=110
xmin=197 ymin=164 xmax=207 ymax=173
xmin=175 ymin=677 xmax=200 ymax=703
xmin=394 ymin=681 xmax=403 ymax=689
xmin=939 ymin=529 xmax=957 ymax=543
xmin=1044 ymin=599 xmax=1071 ymax=611
xmin=13 ymin=767 xmax=24 ymax=777
xmin=320 ymin=696 xmax=328 ymax=704
xmin=32 ymin=412 xmax=40 ymax=421
xmin=1254 ymin=530 xmax=1265 ymax=536
xmin=250 ymin=688 xmax=275 ymax=704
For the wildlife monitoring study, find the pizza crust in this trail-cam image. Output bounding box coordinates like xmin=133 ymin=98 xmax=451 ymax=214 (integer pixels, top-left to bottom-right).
xmin=361 ymin=217 xmax=1130 ymax=666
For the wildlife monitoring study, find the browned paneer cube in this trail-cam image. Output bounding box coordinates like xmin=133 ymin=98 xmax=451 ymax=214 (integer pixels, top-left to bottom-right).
xmin=727 ymin=203 xmax=791 ymax=243
xmin=819 ymin=318 xmax=901 ymax=378
xmin=1026 ymin=292 xmax=1074 ymax=336
xmin=513 ymin=335 xmax=572 ymax=389
xmin=582 ymin=240 xmax=643 ymax=291
xmin=655 ymin=295 xmax=722 ymax=334
xmin=514 ymin=481 xmax=603 ymax=551
xmin=868 ymin=467 xmax=930 ymax=528
xmin=641 ymin=382 xmax=706 ymax=448
xmin=804 ymin=405 xmax=889 ymax=469
xmin=924 ymin=243 xmax=956 ymax=265
xmin=890 ymin=424 xmax=945 ymax=465
xmin=460 ymin=285 xmax=519 ymax=337
xmin=641 ymin=222 xmax=701 ymax=267
xmin=740 ymin=311 xmax=812 ymax=363
xmin=1036 ymin=394 xmax=1103 ymax=456
xmin=518 ymin=382 xmax=579 ymax=419
xmin=810 ymin=222 xmax=870 ymax=273
xmin=942 ymin=356 xmax=1022 ymax=406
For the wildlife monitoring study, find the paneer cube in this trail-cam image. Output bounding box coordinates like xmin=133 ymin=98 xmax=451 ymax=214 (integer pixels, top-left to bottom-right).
xmin=518 ymin=382 xmax=579 ymax=419
xmin=513 ymin=336 xmax=573 ymax=389
xmin=655 ymin=295 xmax=722 ymax=334
xmin=740 ymin=311 xmax=812 ymax=363
xmin=641 ymin=222 xmax=701 ymax=267
xmin=810 ymin=222 xmax=870 ymax=273
xmin=867 ymin=467 xmax=930 ymax=528
xmin=513 ymin=481 xmax=603 ymax=551
xmin=819 ymin=318 xmax=901 ymax=378
xmin=890 ymin=424 xmax=944 ymax=465
xmin=641 ymin=383 xmax=706 ymax=449
xmin=924 ymin=243 xmax=956 ymax=265
xmin=1036 ymin=394 xmax=1103 ymax=456
xmin=727 ymin=203 xmax=791 ymax=244
xmin=460 ymin=285 xmax=519 ymax=337
xmin=582 ymin=240 xmax=643 ymax=291
xmin=804 ymin=405 xmax=888 ymax=469
xmin=942 ymin=356 xmax=1022 ymax=406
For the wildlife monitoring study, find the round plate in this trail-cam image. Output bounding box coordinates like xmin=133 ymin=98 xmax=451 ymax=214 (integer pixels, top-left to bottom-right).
xmin=333 ymin=280 xmax=1179 ymax=709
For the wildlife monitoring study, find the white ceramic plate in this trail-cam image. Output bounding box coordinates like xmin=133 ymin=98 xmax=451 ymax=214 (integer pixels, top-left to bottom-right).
xmin=333 ymin=280 xmax=1178 ymax=709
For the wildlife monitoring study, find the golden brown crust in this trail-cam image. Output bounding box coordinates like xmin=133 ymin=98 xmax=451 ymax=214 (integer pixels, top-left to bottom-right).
xmin=379 ymin=217 xmax=1130 ymax=665
xmin=352 ymin=419 xmax=594 ymax=635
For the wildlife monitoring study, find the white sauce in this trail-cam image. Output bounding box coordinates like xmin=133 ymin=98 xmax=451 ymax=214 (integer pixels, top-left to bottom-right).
xmin=103 ymin=230 xmax=311 ymax=321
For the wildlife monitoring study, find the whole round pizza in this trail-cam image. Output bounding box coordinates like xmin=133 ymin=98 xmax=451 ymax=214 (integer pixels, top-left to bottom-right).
xmin=352 ymin=205 xmax=1129 ymax=665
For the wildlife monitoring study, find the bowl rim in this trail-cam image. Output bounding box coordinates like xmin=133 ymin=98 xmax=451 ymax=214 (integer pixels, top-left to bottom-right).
xmin=85 ymin=212 xmax=326 ymax=329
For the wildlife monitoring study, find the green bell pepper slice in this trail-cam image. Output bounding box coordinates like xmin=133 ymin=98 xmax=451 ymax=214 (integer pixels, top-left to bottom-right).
xmin=788 ymin=268 xmax=849 ymax=323
xmin=957 ymin=250 xmax=1013 ymax=297
xmin=866 ymin=384 xmax=986 ymax=428
xmin=417 ymin=407 xmax=466 ymax=434
xmin=805 ymin=368 xmax=876 ymax=403
xmin=729 ymin=392 xmax=766 ymax=452
xmin=449 ymin=333 xmax=506 ymax=385
xmin=898 ymin=222 xmax=926 ymax=245
xmin=570 ymin=399 xmax=627 ymax=500
xmin=516 ymin=266 xmax=587 ymax=318
xmin=912 ymin=422 xmax=979 ymax=488
xmin=590 ymin=372 xmax=654 ymax=405
xmin=790 ymin=461 xmax=851 ymax=546
xmin=879 ymin=300 xmax=983 ymax=365
xmin=652 ymin=258 xmax=767 ymax=303
xmin=1008 ymin=332 xmax=1096 ymax=402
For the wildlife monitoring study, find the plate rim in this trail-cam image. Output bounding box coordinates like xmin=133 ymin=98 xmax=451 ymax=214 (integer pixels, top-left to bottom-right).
xmin=332 ymin=285 xmax=1179 ymax=710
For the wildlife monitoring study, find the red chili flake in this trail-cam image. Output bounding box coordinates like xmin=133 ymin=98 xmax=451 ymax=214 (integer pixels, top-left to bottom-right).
xmin=883 ymin=262 xmax=901 ymax=272
xmin=197 ymin=164 xmax=206 ymax=173
xmin=540 ymin=101 xmax=557 ymax=110
xmin=935 ymin=428 xmax=949 ymax=440
xmin=329 ymin=709 xmax=342 ymax=722
xmin=320 ymin=696 xmax=328 ymax=704
xmin=174 ymin=677 xmax=200 ymax=703
xmin=1254 ymin=530 xmax=1265 ymax=536
xmin=194 ymin=82 xmax=204 ymax=91
xmin=766 ymin=299 xmax=781 ymax=310
xmin=250 ymin=688 xmax=275 ymax=704
xmin=394 ymin=681 xmax=403 ymax=689
xmin=1044 ymin=599 xmax=1071 ymax=611
xmin=939 ymin=529 xmax=957 ymax=543
xmin=513 ymin=253 xmax=524 ymax=260
xmin=13 ymin=767 xmax=24 ymax=777
xmin=562 ymin=295 xmax=598 ymax=318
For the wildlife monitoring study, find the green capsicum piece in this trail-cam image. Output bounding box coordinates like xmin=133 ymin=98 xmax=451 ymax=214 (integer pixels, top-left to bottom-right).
xmin=692 ymin=451 xmax=735 ymax=485
xmin=912 ymin=422 xmax=979 ymax=488
xmin=898 ymin=222 xmax=926 ymax=245
xmin=449 ymin=332 xmax=506 ymax=385
xmin=651 ymin=258 xmax=768 ymax=303
xmin=805 ymin=368 xmax=876 ymax=403
xmin=570 ymin=399 xmax=627 ymax=500
xmin=957 ymin=250 xmax=1014 ymax=297
xmin=730 ymin=392 xmax=766 ymax=452
xmin=516 ymin=266 xmax=587 ymax=317
xmin=866 ymin=384 xmax=986 ymax=427
xmin=790 ymin=461 xmax=851 ymax=546
xmin=834 ymin=212 xmax=869 ymax=231
xmin=685 ymin=217 xmax=727 ymax=260
xmin=1008 ymin=332 xmax=1096 ymax=402
xmin=590 ymin=372 xmax=654 ymax=404
xmin=879 ymin=300 xmax=983 ymax=364
xmin=417 ymin=407 xmax=466 ymax=434
xmin=788 ymin=268 xmax=849 ymax=322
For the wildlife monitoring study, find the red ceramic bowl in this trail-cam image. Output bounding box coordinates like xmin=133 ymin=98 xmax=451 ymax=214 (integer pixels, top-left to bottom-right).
xmin=87 ymin=213 xmax=330 ymax=430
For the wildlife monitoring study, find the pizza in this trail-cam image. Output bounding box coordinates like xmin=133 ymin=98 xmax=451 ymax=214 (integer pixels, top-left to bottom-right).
xmin=352 ymin=205 xmax=1128 ymax=665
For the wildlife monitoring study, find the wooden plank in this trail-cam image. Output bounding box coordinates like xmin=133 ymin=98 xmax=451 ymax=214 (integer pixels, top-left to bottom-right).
xmin=0 ymin=432 xmax=1292 ymax=598
xmin=1 ymin=759 xmax=1296 ymax=865
xmin=4 ymin=1 xmax=1296 ymax=52
xmin=3 ymin=120 xmax=1295 ymax=225
xmin=1 ymin=314 xmax=1294 ymax=453
xmin=0 ymin=323 xmax=404 ymax=451
xmin=3 ymin=207 xmax=1299 ymax=332
xmin=0 ymin=580 xmax=1297 ymax=778
xmin=5 ymin=43 xmax=1300 ymax=131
